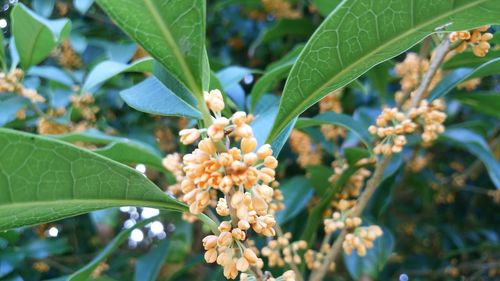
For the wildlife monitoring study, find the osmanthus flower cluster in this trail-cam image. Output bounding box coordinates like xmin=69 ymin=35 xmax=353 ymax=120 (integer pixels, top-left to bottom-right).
xmin=0 ymin=69 xmax=45 ymax=103
xmin=289 ymin=129 xmax=322 ymax=167
xmin=261 ymin=232 xmax=308 ymax=267
xmin=166 ymin=89 xmax=291 ymax=280
xmin=449 ymin=25 xmax=493 ymax=57
xmin=368 ymin=99 xmax=446 ymax=154
xmin=319 ymin=89 xmax=346 ymax=141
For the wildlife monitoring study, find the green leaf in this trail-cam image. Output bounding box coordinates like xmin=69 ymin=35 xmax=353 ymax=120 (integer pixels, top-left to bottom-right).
xmin=429 ymin=58 xmax=500 ymax=101
xmin=439 ymin=128 xmax=500 ymax=188
xmin=27 ymin=66 xmax=74 ymax=87
xmin=51 ymin=129 xmax=167 ymax=172
xmin=82 ymin=58 xmax=153 ymax=92
xmin=268 ymin=0 xmax=500 ymax=141
xmin=312 ymin=0 xmax=342 ymax=17
xmin=0 ymin=31 xmax=5 ymax=69
xmin=134 ymin=239 xmax=170 ymax=281
xmin=0 ymin=128 xmax=187 ymax=231
xmin=249 ymin=19 xmax=316 ymax=54
xmin=68 ymin=218 xmax=155 ymax=281
xmin=216 ymin=66 xmax=258 ymax=108
xmin=11 ymin=3 xmax=71 ymax=69
xmin=344 ymin=147 xmax=372 ymax=166
xmin=443 ymin=49 xmax=500 ymax=70
xmin=295 ymin=112 xmax=373 ymax=149
xmin=120 ymin=76 xmax=201 ymax=118
xmin=74 ymin=0 xmax=95 ymax=14
xmin=275 ymin=176 xmax=314 ymax=224
xmin=344 ymin=227 xmax=395 ymax=279
xmin=453 ymin=92 xmax=500 ymax=118
xmin=0 ymin=96 xmax=28 ymax=126
xmin=250 ymin=61 xmax=293 ymax=111
xmin=305 ymin=165 xmax=332 ymax=196
xmin=96 ymin=0 xmax=207 ymax=96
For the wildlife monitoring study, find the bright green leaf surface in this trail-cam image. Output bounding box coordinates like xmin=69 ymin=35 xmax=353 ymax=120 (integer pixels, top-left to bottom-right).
xmin=82 ymin=58 xmax=153 ymax=92
xmin=96 ymin=0 xmax=207 ymax=96
xmin=11 ymin=3 xmax=71 ymax=69
xmin=268 ymin=0 xmax=500 ymax=141
xmin=0 ymin=128 xmax=187 ymax=231
xmin=443 ymin=49 xmax=500 ymax=70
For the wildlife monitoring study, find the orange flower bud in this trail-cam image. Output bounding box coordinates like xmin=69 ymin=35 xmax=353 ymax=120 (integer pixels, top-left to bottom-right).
xmin=241 ymin=137 xmax=257 ymax=153
xmin=179 ymin=128 xmax=200 ymax=144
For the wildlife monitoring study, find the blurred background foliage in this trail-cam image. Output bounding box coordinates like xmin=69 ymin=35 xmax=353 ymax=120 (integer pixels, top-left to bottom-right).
xmin=0 ymin=0 xmax=499 ymax=280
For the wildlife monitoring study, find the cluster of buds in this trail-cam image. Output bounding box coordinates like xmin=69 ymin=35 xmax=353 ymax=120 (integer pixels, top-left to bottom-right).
xmin=329 ymin=160 xmax=372 ymax=200
xmin=261 ymin=0 xmax=301 ymax=19
xmin=319 ymin=89 xmax=346 ymax=141
xmin=457 ymin=78 xmax=481 ymax=91
xmin=53 ymin=39 xmax=82 ymax=69
xmin=343 ymin=225 xmax=383 ymax=256
xmin=304 ymin=244 xmax=335 ymax=271
xmin=70 ymin=93 xmax=99 ymax=122
xmin=203 ymin=222 xmax=263 ymax=279
xmin=176 ymin=89 xmax=287 ymax=279
xmin=162 ymin=153 xmax=184 ymax=196
xmin=289 ymin=130 xmax=322 ymax=167
xmin=0 ymin=69 xmax=45 ymax=103
xmin=450 ymin=26 xmax=493 ymax=57
xmin=368 ymin=100 xmax=448 ymax=154
xmin=261 ymin=232 xmax=307 ymax=267
xmin=324 ymin=212 xmax=362 ymax=234
xmin=37 ymin=108 xmax=68 ymax=135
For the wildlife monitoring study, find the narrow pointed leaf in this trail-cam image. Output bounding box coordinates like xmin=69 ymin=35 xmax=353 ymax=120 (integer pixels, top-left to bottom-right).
xmin=453 ymin=92 xmax=500 ymax=118
xmin=268 ymin=0 xmax=500 ymax=141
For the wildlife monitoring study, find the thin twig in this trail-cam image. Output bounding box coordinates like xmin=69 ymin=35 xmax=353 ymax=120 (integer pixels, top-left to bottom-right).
xmin=410 ymin=39 xmax=450 ymax=107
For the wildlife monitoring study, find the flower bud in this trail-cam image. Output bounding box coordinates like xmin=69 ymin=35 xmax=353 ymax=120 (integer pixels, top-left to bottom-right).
xmin=204 ymin=248 xmax=218 ymax=263
xmin=179 ymin=128 xmax=200 ymax=145
xmin=241 ymin=137 xmax=257 ymax=153
xmin=256 ymin=144 xmax=272 ymax=159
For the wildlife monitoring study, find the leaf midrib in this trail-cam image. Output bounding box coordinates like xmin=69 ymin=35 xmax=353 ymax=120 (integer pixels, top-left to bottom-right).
xmin=270 ymin=0 xmax=490 ymax=141
xmin=0 ymin=198 xmax=186 ymax=212
xmin=143 ymin=0 xmax=201 ymax=95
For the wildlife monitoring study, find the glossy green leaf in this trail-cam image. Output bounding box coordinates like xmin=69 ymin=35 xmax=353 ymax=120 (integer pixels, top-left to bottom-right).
xmin=68 ymin=218 xmax=155 ymax=281
xmin=216 ymin=66 xmax=258 ymax=108
xmin=52 ymin=129 xmax=167 ymax=172
xmin=268 ymin=0 xmax=500 ymax=141
xmin=82 ymin=58 xmax=153 ymax=92
xmin=453 ymin=92 xmax=500 ymax=118
xmin=0 ymin=96 xmax=28 ymax=126
xmin=344 ymin=147 xmax=372 ymax=166
xmin=120 ymin=76 xmax=201 ymax=118
xmin=249 ymin=19 xmax=315 ymax=54
xmin=134 ymin=239 xmax=170 ymax=281
xmin=11 ymin=3 xmax=71 ymax=69
xmin=275 ymin=176 xmax=314 ymax=224
xmin=74 ymin=0 xmax=95 ymax=14
xmin=295 ymin=112 xmax=373 ymax=149
xmin=0 ymin=128 xmax=186 ymax=231
xmin=439 ymin=128 xmax=500 ymax=188
xmin=250 ymin=61 xmax=293 ymax=111
xmin=429 ymin=58 xmax=500 ymax=101
xmin=344 ymin=227 xmax=395 ymax=279
xmin=96 ymin=0 xmax=207 ymax=96
xmin=443 ymin=49 xmax=500 ymax=70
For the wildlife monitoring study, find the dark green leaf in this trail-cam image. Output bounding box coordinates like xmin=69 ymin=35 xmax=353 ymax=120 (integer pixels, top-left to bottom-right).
xmin=97 ymin=0 xmax=207 ymax=96
xmin=268 ymin=0 xmax=500 ymax=141
xmin=429 ymin=58 xmax=500 ymax=101
xmin=295 ymin=112 xmax=373 ymax=149
xmin=11 ymin=3 xmax=71 ymax=69
xmin=439 ymin=128 xmax=500 ymax=188
xmin=311 ymin=0 xmax=342 ymax=17
xmin=134 ymin=239 xmax=170 ymax=281
xmin=344 ymin=147 xmax=372 ymax=166
xmin=453 ymin=92 xmax=500 ymax=118
xmin=305 ymin=165 xmax=332 ymax=196
xmin=250 ymin=61 xmax=293 ymax=111
xmin=276 ymin=176 xmax=314 ymax=224
xmin=443 ymin=49 xmax=500 ymax=70
xmin=74 ymin=0 xmax=95 ymax=14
